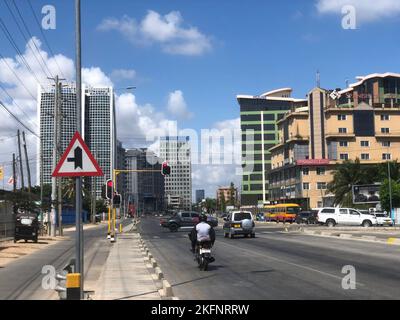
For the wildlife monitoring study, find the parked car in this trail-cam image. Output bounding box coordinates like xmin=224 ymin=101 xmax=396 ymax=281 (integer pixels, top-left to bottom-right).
xmin=375 ymin=212 xmax=393 ymax=226
xmin=160 ymin=211 xmax=218 ymax=232
xmin=317 ymin=207 xmax=378 ymax=227
xmin=223 ymin=211 xmax=255 ymax=239
xmin=295 ymin=210 xmax=318 ymax=224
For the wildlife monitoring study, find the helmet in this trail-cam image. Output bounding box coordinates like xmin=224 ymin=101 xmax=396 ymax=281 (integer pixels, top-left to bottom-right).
xmin=199 ymin=214 xmax=208 ymax=222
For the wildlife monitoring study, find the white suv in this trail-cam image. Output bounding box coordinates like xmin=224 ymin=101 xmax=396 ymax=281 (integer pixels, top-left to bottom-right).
xmin=317 ymin=207 xmax=378 ymax=227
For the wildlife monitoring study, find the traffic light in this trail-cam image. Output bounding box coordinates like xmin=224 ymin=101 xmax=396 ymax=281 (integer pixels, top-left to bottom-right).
xmin=106 ymin=179 xmax=113 ymax=200
xmin=161 ymin=161 xmax=171 ymax=176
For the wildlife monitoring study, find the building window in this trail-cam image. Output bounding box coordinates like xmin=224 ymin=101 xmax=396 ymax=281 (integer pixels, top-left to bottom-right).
xmin=340 ymin=153 xmax=349 ymax=160
xmin=317 ymin=182 xmax=327 ymax=190
xmin=337 ymin=114 xmax=347 ymax=121
xmin=302 ymin=168 xmax=309 ymax=175
xmin=361 ymin=153 xmax=370 ymax=160
xmin=339 ymin=141 xmax=348 ymax=147
xmin=380 ymin=114 xmax=390 ymax=121
xmin=316 ymin=167 xmax=325 ymax=175
xmin=381 ymin=128 xmax=390 ymax=133
xmin=382 ymin=141 xmax=391 ymax=147
xmin=303 ymin=183 xmax=310 ymax=190
xmin=382 ymin=153 xmax=391 ymax=160
xmin=360 ymin=141 xmax=369 ymax=147
xmin=339 ymin=128 xmax=347 ymax=133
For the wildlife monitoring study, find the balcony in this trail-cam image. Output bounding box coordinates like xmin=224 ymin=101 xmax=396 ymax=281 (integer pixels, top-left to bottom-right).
xmin=325 ymin=132 xmax=355 ymax=139
xmin=375 ymin=132 xmax=400 ymax=139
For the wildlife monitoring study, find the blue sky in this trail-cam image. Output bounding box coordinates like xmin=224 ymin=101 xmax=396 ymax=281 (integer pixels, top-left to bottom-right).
xmin=0 ymin=0 xmax=400 ymax=196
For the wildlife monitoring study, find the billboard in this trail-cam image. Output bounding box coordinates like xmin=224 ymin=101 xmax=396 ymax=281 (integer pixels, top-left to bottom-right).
xmin=352 ymin=184 xmax=381 ymax=204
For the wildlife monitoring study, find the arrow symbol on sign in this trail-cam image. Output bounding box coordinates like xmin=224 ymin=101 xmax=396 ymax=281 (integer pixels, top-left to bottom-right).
xmin=67 ymin=146 xmax=83 ymax=169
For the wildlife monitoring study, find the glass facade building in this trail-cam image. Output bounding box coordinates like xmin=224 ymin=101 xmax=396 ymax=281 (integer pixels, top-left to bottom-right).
xmin=37 ymin=85 xmax=116 ymax=200
xmin=237 ymin=89 xmax=307 ymax=205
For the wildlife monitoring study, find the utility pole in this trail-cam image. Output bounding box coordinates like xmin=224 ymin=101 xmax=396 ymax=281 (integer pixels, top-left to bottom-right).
xmin=17 ymin=130 xmax=24 ymax=191
xmin=57 ymin=81 xmax=63 ymax=237
xmin=12 ymin=153 xmax=16 ymax=192
xmin=49 ymin=75 xmax=60 ymax=237
xmin=22 ymin=131 xmax=32 ymax=194
xmin=12 ymin=153 xmax=16 ymax=214
xmin=75 ymin=0 xmax=84 ymax=299
xmin=388 ymin=160 xmax=393 ymax=220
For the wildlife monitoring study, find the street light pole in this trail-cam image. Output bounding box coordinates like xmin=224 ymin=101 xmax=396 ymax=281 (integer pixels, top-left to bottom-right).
xmin=75 ymin=0 xmax=83 ymax=300
xmin=387 ymin=159 xmax=393 ymax=220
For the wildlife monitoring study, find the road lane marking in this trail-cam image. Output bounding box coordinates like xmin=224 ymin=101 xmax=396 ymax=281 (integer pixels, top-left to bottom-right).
xmin=219 ymin=240 xmax=365 ymax=287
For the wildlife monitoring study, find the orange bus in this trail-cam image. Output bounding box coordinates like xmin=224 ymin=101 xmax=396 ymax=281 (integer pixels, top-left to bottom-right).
xmin=264 ymin=203 xmax=301 ymax=223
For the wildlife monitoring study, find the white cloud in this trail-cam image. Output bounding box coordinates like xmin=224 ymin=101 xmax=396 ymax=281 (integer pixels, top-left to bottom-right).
xmin=166 ymin=90 xmax=193 ymax=119
xmin=97 ymin=10 xmax=212 ymax=56
xmin=110 ymin=69 xmax=137 ymax=81
xmin=316 ymin=0 xmax=400 ymax=22
xmin=82 ymin=67 xmax=113 ymax=87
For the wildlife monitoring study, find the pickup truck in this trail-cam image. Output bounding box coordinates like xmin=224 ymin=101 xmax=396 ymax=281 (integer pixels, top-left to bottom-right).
xmin=160 ymin=211 xmax=218 ymax=232
xmin=317 ymin=207 xmax=378 ymax=227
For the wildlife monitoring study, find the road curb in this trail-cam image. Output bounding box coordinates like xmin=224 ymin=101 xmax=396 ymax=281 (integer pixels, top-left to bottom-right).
xmin=300 ymin=228 xmax=400 ymax=245
xmin=138 ymin=235 xmax=177 ymax=300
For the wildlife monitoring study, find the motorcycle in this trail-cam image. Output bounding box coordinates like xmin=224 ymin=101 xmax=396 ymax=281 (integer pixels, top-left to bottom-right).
xmin=195 ymin=241 xmax=213 ymax=271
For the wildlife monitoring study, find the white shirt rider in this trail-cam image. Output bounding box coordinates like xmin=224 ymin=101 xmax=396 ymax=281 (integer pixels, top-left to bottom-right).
xmin=196 ymin=221 xmax=211 ymax=242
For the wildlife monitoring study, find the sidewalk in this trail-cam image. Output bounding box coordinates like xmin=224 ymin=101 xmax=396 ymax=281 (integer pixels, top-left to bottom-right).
xmin=93 ymin=223 xmax=162 ymax=300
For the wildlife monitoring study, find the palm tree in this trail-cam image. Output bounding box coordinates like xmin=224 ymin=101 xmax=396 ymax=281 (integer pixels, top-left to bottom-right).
xmin=328 ymin=158 xmax=376 ymax=207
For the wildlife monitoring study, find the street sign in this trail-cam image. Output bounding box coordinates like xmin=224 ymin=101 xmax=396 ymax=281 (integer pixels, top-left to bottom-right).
xmin=52 ymin=131 xmax=103 ymax=177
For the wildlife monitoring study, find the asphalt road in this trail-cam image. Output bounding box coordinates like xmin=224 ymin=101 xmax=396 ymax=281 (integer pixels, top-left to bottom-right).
xmin=140 ymin=216 xmax=400 ymax=300
xmin=0 ymin=223 xmax=112 ymax=300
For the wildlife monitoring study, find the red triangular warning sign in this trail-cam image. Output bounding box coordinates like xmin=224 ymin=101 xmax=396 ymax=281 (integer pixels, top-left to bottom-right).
xmin=52 ymin=131 xmax=104 ymax=177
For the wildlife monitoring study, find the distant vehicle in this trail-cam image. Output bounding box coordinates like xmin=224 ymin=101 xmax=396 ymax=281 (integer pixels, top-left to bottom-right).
xmin=14 ymin=212 xmax=39 ymax=243
xmin=160 ymin=211 xmax=218 ymax=232
xmin=360 ymin=210 xmax=393 ymax=226
xmin=317 ymin=207 xmax=378 ymax=227
xmin=223 ymin=211 xmax=255 ymax=239
xmin=256 ymin=212 xmax=265 ymax=221
xmin=264 ymin=203 xmax=301 ymax=223
xmin=95 ymin=213 xmax=102 ymax=223
xmin=295 ymin=210 xmax=318 ymax=224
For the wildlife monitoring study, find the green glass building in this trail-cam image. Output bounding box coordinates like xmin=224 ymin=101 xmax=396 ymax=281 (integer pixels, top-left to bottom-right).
xmin=237 ymin=88 xmax=307 ymax=206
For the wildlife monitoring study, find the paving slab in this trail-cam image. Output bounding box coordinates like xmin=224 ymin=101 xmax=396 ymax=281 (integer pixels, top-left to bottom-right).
xmin=93 ymin=231 xmax=161 ymax=300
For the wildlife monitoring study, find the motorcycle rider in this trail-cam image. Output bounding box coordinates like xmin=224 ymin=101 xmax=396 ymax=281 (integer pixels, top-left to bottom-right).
xmin=189 ymin=214 xmax=215 ymax=255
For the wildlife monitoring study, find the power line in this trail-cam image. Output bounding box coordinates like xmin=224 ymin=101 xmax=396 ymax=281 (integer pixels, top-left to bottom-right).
xmin=9 ymin=0 xmax=54 ymax=78
xmin=0 ymin=15 xmax=43 ymax=87
xmin=0 ymin=82 xmax=38 ymax=130
xmin=0 ymin=99 xmax=39 ymax=137
xmin=0 ymin=51 xmax=37 ymax=100
xmin=27 ymin=0 xmax=66 ymax=80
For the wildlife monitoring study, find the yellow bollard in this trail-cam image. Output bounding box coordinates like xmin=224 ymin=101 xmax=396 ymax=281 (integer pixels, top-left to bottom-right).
xmin=119 ymin=223 xmax=122 ymax=233
xmin=107 ymin=205 xmax=111 ymax=237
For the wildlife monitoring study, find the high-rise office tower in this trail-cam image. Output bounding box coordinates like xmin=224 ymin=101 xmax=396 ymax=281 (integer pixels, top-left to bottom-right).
xmin=237 ymin=88 xmax=307 ymax=205
xmin=37 ymin=84 xmax=116 ymax=199
xmin=160 ymin=136 xmax=192 ymax=210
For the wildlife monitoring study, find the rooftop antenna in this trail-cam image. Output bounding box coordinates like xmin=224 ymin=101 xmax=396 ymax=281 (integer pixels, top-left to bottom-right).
xmin=316 ymin=69 xmax=321 ymax=88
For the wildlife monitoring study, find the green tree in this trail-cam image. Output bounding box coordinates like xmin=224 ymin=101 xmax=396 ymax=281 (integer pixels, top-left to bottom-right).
xmin=219 ymin=191 xmax=226 ymax=212
xmin=377 ymin=161 xmax=400 ymax=182
xmin=380 ymin=179 xmax=400 ymax=213
xmin=328 ymin=158 xmax=376 ymax=207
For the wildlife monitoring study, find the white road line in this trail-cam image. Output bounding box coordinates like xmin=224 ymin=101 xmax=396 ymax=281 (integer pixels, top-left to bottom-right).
xmin=220 ymin=240 xmax=365 ymax=287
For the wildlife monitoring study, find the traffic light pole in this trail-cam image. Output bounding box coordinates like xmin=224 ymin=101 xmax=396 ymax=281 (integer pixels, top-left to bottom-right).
xmin=110 ymin=169 xmax=163 ymax=242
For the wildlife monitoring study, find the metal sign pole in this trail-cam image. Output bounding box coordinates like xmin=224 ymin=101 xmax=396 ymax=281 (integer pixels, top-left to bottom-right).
xmin=75 ymin=0 xmax=83 ymax=300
